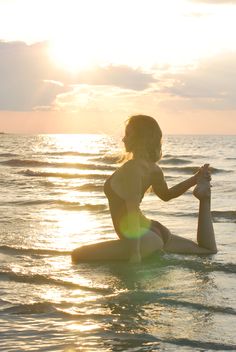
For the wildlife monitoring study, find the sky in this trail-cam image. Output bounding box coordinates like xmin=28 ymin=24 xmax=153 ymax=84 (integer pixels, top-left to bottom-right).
xmin=0 ymin=0 xmax=236 ymax=135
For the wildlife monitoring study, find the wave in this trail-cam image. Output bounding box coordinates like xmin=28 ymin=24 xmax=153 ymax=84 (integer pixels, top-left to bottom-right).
xmin=3 ymin=199 xmax=107 ymax=211
xmin=0 ymin=270 xmax=111 ymax=293
xmin=38 ymin=180 xmax=104 ymax=191
xmin=1 ymin=301 xmax=112 ymax=320
xmin=162 ymin=166 xmax=230 ymax=174
xmin=0 ymin=302 xmax=110 ymax=322
xmin=159 ymin=256 xmax=236 ymax=274
xmin=3 ymin=159 xmax=231 ymax=175
xmin=0 ymin=153 xmax=19 ymax=157
xmin=164 ymin=154 xmax=208 ymax=159
xmin=2 ymin=297 xmax=235 ymax=320
xmin=2 ymin=302 xmax=58 ymax=315
xmin=0 ymin=245 xmax=71 ymax=256
xmin=160 ymin=158 xmax=191 ymax=165
xmin=164 ymin=337 xmax=236 ymax=351
xmin=160 ymin=298 xmax=236 ymax=315
xmin=75 ymin=183 xmax=104 ymax=192
xmin=45 ymin=151 xmax=99 ymax=157
xmin=113 ymin=290 xmax=236 ymax=315
xmin=92 ymin=155 xmax=120 ymax=164
xmin=95 ymin=155 xmax=194 ymax=166
xmin=0 ymin=302 xmax=89 ymax=318
xmin=173 ymin=210 xmax=236 ymax=222
xmin=0 ymin=158 xmax=115 ymax=170
xmin=97 ymin=330 xmax=236 ymax=351
xmin=212 ymin=210 xmax=236 ymax=222
xmin=19 ymin=169 xmax=109 ymax=179
xmin=97 ymin=155 xmax=194 ymax=165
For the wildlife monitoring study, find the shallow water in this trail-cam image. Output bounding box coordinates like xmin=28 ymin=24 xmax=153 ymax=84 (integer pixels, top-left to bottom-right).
xmin=0 ymin=134 xmax=236 ymax=351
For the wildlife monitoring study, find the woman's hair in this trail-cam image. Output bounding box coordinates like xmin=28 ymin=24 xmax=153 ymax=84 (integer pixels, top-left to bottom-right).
xmin=123 ymin=115 xmax=162 ymax=162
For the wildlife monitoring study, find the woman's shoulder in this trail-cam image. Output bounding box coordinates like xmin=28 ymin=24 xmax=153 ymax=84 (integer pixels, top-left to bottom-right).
xmin=150 ymin=163 xmax=165 ymax=185
xmin=151 ymin=163 xmax=163 ymax=174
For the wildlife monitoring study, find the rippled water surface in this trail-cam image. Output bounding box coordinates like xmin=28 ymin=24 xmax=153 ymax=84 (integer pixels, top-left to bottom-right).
xmin=0 ymin=134 xmax=236 ymax=351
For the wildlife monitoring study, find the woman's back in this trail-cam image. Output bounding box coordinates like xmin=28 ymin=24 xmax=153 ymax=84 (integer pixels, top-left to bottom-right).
xmin=104 ymin=159 xmax=155 ymax=239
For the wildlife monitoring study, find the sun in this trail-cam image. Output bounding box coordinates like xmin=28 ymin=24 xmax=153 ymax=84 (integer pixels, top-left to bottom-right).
xmin=49 ymin=38 xmax=98 ymax=72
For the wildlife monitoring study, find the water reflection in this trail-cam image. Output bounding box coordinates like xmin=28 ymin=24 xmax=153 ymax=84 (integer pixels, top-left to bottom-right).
xmin=68 ymin=255 xmax=220 ymax=350
xmin=1 ymin=134 xmax=234 ymax=351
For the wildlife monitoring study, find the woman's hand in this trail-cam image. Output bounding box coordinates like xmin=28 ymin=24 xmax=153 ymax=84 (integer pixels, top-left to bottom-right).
xmin=193 ymin=164 xmax=212 ymax=199
xmin=195 ymin=164 xmax=211 ymax=182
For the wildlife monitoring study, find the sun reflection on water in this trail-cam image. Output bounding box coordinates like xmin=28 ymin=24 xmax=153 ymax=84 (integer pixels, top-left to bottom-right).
xmin=32 ymin=134 xmax=110 ymax=252
xmin=44 ymin=134 xmax=108 ymax=154
xmin=66 ymin=322 xmax=100 ymax=332
xmin=41 ymin=209 xmax=96 ymax=250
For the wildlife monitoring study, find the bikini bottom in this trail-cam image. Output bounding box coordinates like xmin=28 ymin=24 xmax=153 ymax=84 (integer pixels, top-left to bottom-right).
xmin=149 ymin=220 xmax=172 ymax=245
xmin=116 ymin=219 xmax=172 ymax=245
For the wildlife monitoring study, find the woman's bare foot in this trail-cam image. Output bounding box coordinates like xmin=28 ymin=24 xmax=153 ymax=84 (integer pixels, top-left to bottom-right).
xmin=193 ymin=164 xmax=211 ymax=200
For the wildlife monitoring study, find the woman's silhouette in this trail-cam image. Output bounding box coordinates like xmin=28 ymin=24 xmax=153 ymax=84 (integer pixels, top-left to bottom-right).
xmin=72 ymin=115 xmax=217 ymax=263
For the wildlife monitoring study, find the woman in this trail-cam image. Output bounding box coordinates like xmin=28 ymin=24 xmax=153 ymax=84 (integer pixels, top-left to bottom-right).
xmin=72 ymin=115 xmax=217 ymax=263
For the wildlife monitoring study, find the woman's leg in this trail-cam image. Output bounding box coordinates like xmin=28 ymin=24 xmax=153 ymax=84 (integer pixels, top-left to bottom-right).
xmin=72 ymin=230 xmax=164 ymax=263
xmin=195 ymin=194 xmax=217 ymax=252
xmin=72 ymin=239 xmax=130 ymax=262
xmin=163 ymin=176 xmax=217 ymax=255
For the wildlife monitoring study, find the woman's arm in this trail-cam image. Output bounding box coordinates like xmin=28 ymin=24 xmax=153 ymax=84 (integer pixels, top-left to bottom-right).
xmin=152 ymin=166 xmax=197 ymax=201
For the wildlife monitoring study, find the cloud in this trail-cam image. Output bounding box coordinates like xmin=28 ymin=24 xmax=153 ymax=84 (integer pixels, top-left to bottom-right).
xmin=161 ymin=52 xmax=236 ymax=110
xmin=0 ymin=41 xmax=70 ymax=110
xmin=0 ymin=42 xmax=71 ymax=111
xmin=0 ymin=41 xmax=156 ymax=111
xmin=75 ymin=66 xmax=156 ymax=91
xmin=2 ymin=40 xmax=234 ymax=116
xmin=54 ymin=84 xmax=145 ymax=114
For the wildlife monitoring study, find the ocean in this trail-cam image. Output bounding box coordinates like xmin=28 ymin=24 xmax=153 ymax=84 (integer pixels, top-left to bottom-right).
xmin=0 ymin=133 xmax=235 ymax=352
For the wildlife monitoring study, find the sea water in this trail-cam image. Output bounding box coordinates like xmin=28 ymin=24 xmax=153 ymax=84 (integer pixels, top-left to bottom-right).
xmin=0 ymin=134 xmax=235 ymax=351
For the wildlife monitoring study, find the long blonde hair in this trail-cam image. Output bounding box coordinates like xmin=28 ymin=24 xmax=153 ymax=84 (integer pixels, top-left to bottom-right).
xmin=123 ymin=115 xmax=162 ymax=162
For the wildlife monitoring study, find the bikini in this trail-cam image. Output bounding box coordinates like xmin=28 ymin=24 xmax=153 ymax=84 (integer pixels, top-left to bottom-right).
xmin=104 ymin=176 xmax=171 ymax=245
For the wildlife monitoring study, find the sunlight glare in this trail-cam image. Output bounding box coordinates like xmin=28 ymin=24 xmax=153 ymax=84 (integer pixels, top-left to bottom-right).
xmin=50 ymin=134 xmax=102 ymax=153
xmin=66 ymin=322 xmax=99 ymax=332
xmin=45 ymin=0 xmax=236 ymax=72
xmin=54 ymin=211 xmax=91 ymax=247
xmin=49 ymin=38 xmax=98 ymax=72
